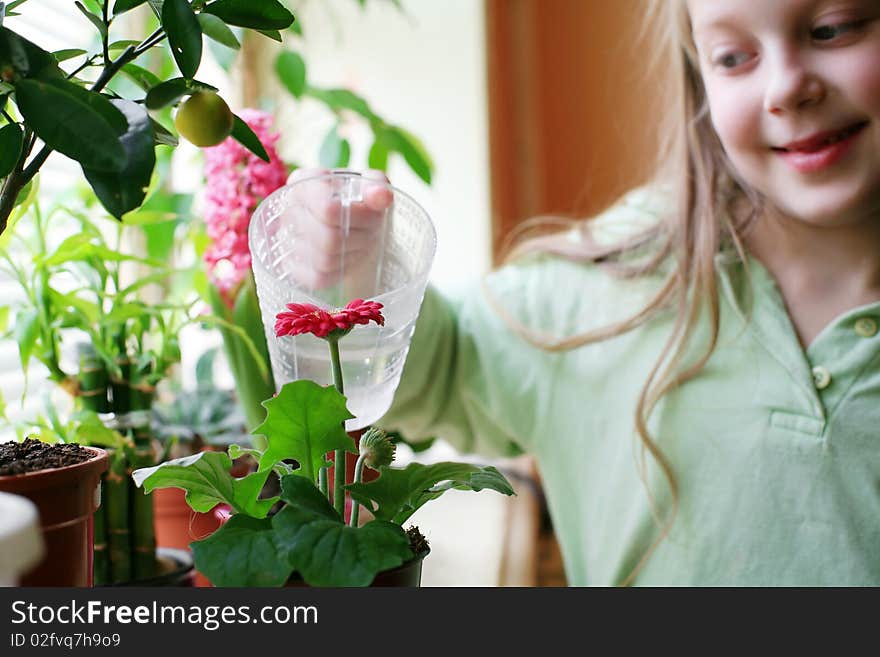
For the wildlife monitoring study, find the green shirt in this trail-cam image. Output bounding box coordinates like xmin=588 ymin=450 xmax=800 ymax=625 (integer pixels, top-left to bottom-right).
xmin=378 ymin=191 xmax=880 ymax=586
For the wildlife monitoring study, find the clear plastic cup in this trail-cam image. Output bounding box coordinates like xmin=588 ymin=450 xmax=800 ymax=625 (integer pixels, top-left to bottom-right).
xmin=249 ymin=171 xmax=436 ymax=430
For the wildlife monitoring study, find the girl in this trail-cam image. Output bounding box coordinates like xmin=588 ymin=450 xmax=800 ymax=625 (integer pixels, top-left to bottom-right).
xmin=284 ymin=0 xmax=880 ymax=585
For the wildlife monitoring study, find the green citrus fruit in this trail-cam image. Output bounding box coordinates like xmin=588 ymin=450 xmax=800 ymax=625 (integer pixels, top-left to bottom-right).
xmin=174 ymin=92 xmax=234 ymax=147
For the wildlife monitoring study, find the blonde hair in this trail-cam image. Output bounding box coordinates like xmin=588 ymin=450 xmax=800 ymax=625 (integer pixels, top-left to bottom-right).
xmin=489 ymin=0 xmax=763 ymax=585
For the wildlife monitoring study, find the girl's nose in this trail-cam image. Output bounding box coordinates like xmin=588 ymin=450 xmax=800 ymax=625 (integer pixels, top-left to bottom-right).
xmin=763 ymin=54 xmax=826 ymax=115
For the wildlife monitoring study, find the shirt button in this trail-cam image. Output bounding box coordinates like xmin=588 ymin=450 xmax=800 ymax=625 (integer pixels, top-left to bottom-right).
xmin=812 ymin=365 xmax=831 ymax=390
xmin=854 ymin=317 xmax=878 ymax=338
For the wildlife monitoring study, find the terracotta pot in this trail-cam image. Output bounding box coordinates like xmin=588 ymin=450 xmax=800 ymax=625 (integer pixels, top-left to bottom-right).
xmin=0 ymin=446 xmax=108 ymax=586
xmin=153 ymin=487 xmax=223 ymax=550
xmin=103 ymin=547 xmax=194 ymax=586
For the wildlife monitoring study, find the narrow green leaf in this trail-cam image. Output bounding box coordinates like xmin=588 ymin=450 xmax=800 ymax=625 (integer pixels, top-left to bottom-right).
xmin=254 ymin=380 xmax=356 ymax=483
xmin=273 ymin=477 xmax=412 ymax=587
xmin=108 ymin=39 xmax=141 ymax=53
xmin=367 ymin=138 xmax=388 ymax=170
xmin=257 ymin=29 xmax=282 ymax=42
xmin=147 ymin=0 xmax=163 ymax=20
xmin=14 ymin=78 xmax=126 ymax=171
xmin=149 ymin=117 xmax=178 ymax=146
xmin=191 ymin=515 xmax=291 ymax=586
xmin=82 ymin=99 xmax=156 ymax=219
xmin=113 ymin=0 xmax=149 ymax=15
xmin=203 ymin=0 xmax=294 ymax=30
xmin=74 ymin=1 xmax=107 ymax=39
xmin=6 ymin=1 xmax=28 ymax=11
xmin=144 ymin=76 xmax=217 ymax=109
xmin=52 ymin=48 xmax=87 ymax=63
xmin=306 ymin=86 xmax=376 ymax=121
xmin=381 ymin=126 xmax=433 ymax=184
xmin=121 ymin=63 xmax=161 ymax=91
xmin=197 ymin=12 xmax=240 ymax=49
xmin=346 ymin=462 xmax=516 ymax=524
xmin=230 ymin=113 xmax=269 ymax=162
xmin=0 ymin=122 xmax=23 ymax=178
xmin=162 ymin=0 xmax=202 ymax=79
xmin=318 ymin=126 xmax=349 ymax=169
xmin=14 ymin=307 xmax=38 ymax=371
xmin=0 ymin=306 xmax=8 ymax=333
xmin=289 ymin=20 xmax=302 ymax=37
xmin=274 ymin=50 xmax=305 ymax=98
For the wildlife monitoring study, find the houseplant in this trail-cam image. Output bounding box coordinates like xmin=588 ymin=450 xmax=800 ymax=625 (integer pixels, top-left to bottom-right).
xmin=134 ymin=299 xmax=515 ymax=586
xmin=0 ymin=0 xmax=296 ymax=239
xmin=0 ymin=438 xmax=108 ymax=586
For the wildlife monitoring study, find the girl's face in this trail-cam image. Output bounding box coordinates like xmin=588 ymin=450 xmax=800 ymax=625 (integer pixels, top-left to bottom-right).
xmin=688 ymin=0 xmax=880 ymax=227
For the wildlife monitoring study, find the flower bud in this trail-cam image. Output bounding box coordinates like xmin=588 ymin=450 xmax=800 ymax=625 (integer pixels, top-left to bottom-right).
xmin=359 ymin=427 xmax=396 ymax=468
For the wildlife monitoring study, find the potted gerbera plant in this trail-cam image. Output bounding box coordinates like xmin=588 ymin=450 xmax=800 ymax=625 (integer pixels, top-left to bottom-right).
xmin=133 ymin=298 xmax=515 ymax=586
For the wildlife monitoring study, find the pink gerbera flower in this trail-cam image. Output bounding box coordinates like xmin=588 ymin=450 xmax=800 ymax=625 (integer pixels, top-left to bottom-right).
xmin=275 ymin=299 xmax=385 ymax=340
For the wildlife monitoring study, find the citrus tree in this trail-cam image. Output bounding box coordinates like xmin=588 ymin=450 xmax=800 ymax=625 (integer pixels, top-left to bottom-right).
xmin=0 ymin=0 xmax=295 ymax=239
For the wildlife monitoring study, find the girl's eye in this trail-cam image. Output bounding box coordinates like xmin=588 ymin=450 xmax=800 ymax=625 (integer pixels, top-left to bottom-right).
xmin=713 ymin=51 xmax=751 ymax=69
xmin=811 ymin=21 xmax=864 ymax=41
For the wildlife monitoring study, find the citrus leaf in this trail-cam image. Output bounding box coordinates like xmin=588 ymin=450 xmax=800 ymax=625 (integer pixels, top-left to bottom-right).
xmin=273 ymin=475 xmax=412 ymax=586
xmin=74 ymin=2 xmax=106 ymax=39
xmin=144 ymin=76 xmax=216 ymax=109
xmin=230 ymin=113 xmax=269 ymax=161
xmin=0 ymin=121 xmax=23 ymax=177
xmin=162 ymin=0 xmax=202 ymax=79
xmin=203 ymin=0 xmax=294 ymax=30
xmin=15 ymin=78 xmax=126 ymax=171
xmin=112 ymin=0 xmax=149 ymax=15
xmin=191 ymin=515 xmax=292 ymax=586
xmin=149 ymin=117 xmax=178 ymax=146
xmin=346 ymin=461 xmax=515 ymax=524
xmin=318 ymin=125 xmax=349 ymax=168
xmin=121 ymin=63 xmax=161 ymax=91
xmin=274 ymin=50 xmax=305 ymax=98
xmin=0 ymin=26 xmax=64 ymax=80
xmin=52 ymin=48 xmax=87 ymax=62
xmin=254 ymin=380 xmax=356 ymax=483
xmin=257 ymin=29 xmax=282 ymax=42
xmin=82 ymin=99 xmax=156 ymax=219
xmin=197 ymin=12 xmax=240 ymax=49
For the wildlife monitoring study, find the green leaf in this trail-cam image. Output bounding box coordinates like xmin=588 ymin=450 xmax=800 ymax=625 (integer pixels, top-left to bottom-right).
xmin=191 ymin=515 xmax=292 ymax=586
xmin=144 ymin=76 xmax=217 ymax=109
xmin=162 ymin=0 xmax=202 ymax=79
xmin=0 ymin=306 xmax=8 ymax=333
xmin=14 ymin=307 xmax=38 ymax=371
xmin=132 ymin=450 xmax=279 ymax=517
xmin=367 ymin=138 xmax=388 ymax=171
xmin=52 ymin=48 xmax=87 ymax=63
xmin=73 ymin=411 xmax=124 ymax=448
xmin=108 ymin=39 xmax=141 ymax=53
xmin=230 ymin=113 xmax=269 ymax=161
xmin=203 ymin=0 xmax=295 ymax=30
xmin=82 ymin=99 xmax=157 ymax=219
xmin=381 ymin=126 xmax=433 ymax=184
xmin=121 ymin=63 xmax=161 ymax=91
xmin=257 ymin=29 xmax=282 ymax=42
xmin=113 ymin=0 xmax=149 ymax=15
xmin=274 ymin=50 xmax=305 ymax=99
xmin=254 ymin=380 xmax=356 ymax=483
xmin=74 ymin=1 xmax=107 ymax=39
xmin=149 ymin=116 xmax=178 ymax=146
xmin=0 ymin=26 xmax=64 ymax=80
xmin=14 ymin=78 xmax=126 ymax=171
xmin=0 ymin=121 xmax=22 ymax=177
xmin=318 ymin=126 xmax=350 ymax=169
xmin=197 ymin=12 xmax=240 ymax=49
xmin=346 ymin=462 xmax=516 ymax=524
xmin=306 ymin=86 xmax=376 ymax=121
xmin=273 ymin=476 xmax=412 ymax=586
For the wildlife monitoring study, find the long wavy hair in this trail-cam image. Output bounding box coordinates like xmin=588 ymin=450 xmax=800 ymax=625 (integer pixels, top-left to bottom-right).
xmin=488 ymin=0 xmax=765 ymax=585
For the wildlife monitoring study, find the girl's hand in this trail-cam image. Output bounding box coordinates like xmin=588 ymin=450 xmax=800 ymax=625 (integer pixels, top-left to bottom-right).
xmin=282 ymin=168 xmax=393 ymax=291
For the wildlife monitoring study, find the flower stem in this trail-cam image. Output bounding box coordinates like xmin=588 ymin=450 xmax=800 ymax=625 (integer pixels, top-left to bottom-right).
xmin=327 ymin=337 xmax=346 ymax=517
xmin=349 ymin=454 xmax=366 ymax=527
xmin=318 ymin=467 xmax=328 ymax=497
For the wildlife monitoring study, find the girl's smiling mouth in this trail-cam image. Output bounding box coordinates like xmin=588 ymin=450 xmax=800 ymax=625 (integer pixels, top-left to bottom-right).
xmin=772 ymin=121 xmax=869 ymax=174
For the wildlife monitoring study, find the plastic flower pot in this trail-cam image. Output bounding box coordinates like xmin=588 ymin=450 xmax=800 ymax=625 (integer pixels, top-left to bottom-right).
xmin=0 ymin=446 xmax=108 ymax=586
xmin=0 ymin=492 xmax=45 ymax=586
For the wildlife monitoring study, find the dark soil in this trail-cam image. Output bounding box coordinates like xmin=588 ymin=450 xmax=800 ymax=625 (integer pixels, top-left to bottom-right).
xmin=406 ymin=525 xmax=429 ymax=555
xmin=0 ymin=438 xmax=95 ymax=476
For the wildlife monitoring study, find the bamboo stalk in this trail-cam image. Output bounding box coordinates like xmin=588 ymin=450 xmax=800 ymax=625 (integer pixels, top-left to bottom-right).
xmin=78 ymin=344 xmax=111 ymax=413
xmin=105 ymin=448 xmax=132 ymax=583
xmin=92 ymin=478 xmax=110 ymax=585
xmin=129 ymin=383 xmax=156 ymax=581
